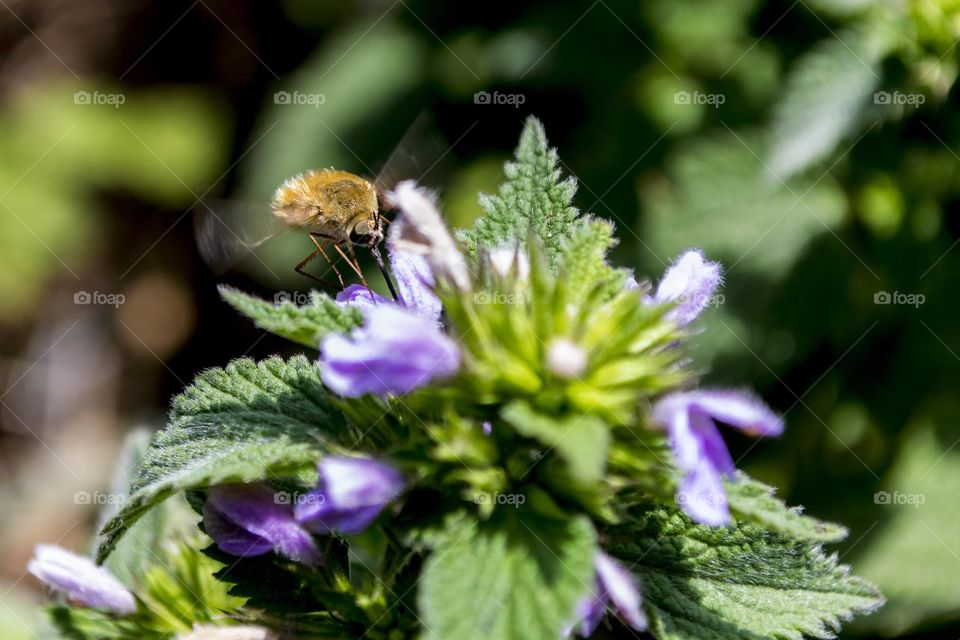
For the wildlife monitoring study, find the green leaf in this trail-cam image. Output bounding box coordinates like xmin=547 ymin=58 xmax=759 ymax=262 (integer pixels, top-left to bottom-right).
xmin=219 ymin=285 xmax=362 ymax=348
xmin=559 ymin=217 xmax=628 ymax=302
xmin=768 ymin=30 xmax=886 ymax=179
xmin=850 ymin=424 xmax=960 ymax=634
xmin=725 ymin=472 xmax=848 ymax=543
xmin=501 ymin=401 xmax=609 ymax=486
xmin=97 ymin=355 xmax=344 ymax=562
xmin=459 ymin=116 xmax=579 ymax=269
xmin=611 ymin=503 xmax=883 ymax=640
xmin=642 ymin=131 xmax=846 ymax=280
xmin=419 ymin=511 xmax=596 ymax=640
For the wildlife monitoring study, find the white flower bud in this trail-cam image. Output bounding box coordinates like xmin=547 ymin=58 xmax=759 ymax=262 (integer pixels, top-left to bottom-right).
xmin=545 ymin=337 xmax=588 ymax=378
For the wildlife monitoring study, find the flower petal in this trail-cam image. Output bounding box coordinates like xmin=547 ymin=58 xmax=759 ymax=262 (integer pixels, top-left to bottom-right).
xmin=295 ymin=457 xmax=405 ymax=535
xmin=688 ymin=389 xmax=784 ymax=437
xmin=319 ymin=457 xmax=406 ymax=510
xmin=320 ymin=304 xmax=460 ymax=398
xmin=205 ymin=484 xmax=320 ymax=565
xmin=386 ymin=181 xmax=471 ymax=290
xmin=677 ymin=459 xmax=731 ymax=526
xmin=595 ymin=552 xmax=646 ymax=631
xmin=336 ymin=284 xmax=391 ymax=312
xmin=388 ymin=220 xmax=443 ymax=322
xmin=654 ymin=249 xmax=722 ymax=326
xmin=28 ymin=545 xmax=137 ymax=614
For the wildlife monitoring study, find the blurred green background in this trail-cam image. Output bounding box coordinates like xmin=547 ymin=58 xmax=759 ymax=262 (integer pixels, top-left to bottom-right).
xmin=0 ymin=0 xmax=958 ymax=637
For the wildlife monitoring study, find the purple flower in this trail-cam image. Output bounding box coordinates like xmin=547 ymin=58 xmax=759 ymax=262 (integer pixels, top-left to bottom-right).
xmin=652 ymin=389 xmax=784 ymax=525
xmin=651 ymin=249 xmax=722 ymax=326
xmin=320 ymin=303 xmax=460 ymax=398
xmin=336 ymin=284 xmax=391 ymax=312
xmin=295 ymin=457 xmax=405 ymax=534
xmin=388 ymin=223 xmax=443 ymax=323
xmin=28 ymin=545 xmax=136 ymax=614
xmin=571 ymin=552 xmax=646 ymax=636
xmin=203 ymin=483 xmax=320 ymax=565
xmin=335 ymin=224 xmax=442 ymax=323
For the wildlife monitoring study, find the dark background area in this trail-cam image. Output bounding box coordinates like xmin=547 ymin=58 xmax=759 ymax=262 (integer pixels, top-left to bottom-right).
xmin=0 ymin=0 xmax=958 ymax=637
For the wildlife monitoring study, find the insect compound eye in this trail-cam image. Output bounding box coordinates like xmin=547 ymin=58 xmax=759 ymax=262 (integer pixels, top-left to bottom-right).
xmin=349 ymin=219 xmax=374 ymax=245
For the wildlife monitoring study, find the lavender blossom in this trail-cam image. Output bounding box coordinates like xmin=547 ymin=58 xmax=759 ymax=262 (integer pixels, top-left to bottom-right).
xmin=320 ymin=303 xmax=460 ymax=398
xmin=652 ymin=389 xmax=784 ymax=525
xmin=28 ymin=545 xmax=136 ymax=614
xmin=295 ymin=457 xmax=405 ymax=534
xmin=651 ymin=249 xmax=722 ymax=326
xmin=571 ymin=552 xmax=646 ymax=636
xmin=203 ymin=483 xmax=320 ymax=565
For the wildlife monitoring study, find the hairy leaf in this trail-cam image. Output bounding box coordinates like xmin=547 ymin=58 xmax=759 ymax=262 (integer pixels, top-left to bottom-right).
xmin=419 ymin=511 xmax=596 ymax=640
xmin=220 ymin=285 xmax=362 ymax=348
xmin=501 ymin=400 xmax=609 ymax=486
xmin=768 ymin=29 xmax=887 ymax=179
xmin=459 ymin=116 xmax=579 ymax=268
xmin=610 ymin=503 xmax=883 ymax=640
xmin=97 ymin=356 xmax=343 ymax=562
xmin=726 ymin=472 xmax=848 ymax=543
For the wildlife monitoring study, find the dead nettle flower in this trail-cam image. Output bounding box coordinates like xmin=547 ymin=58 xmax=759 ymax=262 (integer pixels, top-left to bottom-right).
xmin=569 ymin=551 xmax=646 ymax=637
xmin=648 ymin=249 xmax=723 ymax=326
xmin=294 ymin=457 xmax=405 ymax=535
xmin=652 ymin=390 xmax=784 ymax=526
xmin=545 ymin=337 xmax=588 ymax=379
xmin=386 ymin=180 xmax=471 ymax=291
xmin=319 ymin=303 xmax=460 ymax=398
xmin=202 ymin=483 xmax=320 ymax=565
xmin=28 ymin=544 xmax=136 ymax=615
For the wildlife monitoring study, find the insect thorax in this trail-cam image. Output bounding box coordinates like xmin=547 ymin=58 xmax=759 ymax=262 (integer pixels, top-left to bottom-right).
xmin=271 ymin=169 xmax=378 ymax=237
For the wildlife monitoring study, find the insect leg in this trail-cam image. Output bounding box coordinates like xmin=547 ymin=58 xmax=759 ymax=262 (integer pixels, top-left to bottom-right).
xmin=306 ymin=233 xmax=347 ymax=290
xmin=294 ymin=248 xmax=342 ymax=290
xmin=332 ymin=243 xmax=366 ymax=282
xmin=344 ymin=244 xmax=372 ymax=290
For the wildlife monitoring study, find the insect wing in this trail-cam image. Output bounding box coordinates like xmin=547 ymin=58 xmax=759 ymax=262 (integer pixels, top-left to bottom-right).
xmin=373 ymin=112 xmax=455 ymax=203
xmin=193 ymin=199 xmax=289 ymax=274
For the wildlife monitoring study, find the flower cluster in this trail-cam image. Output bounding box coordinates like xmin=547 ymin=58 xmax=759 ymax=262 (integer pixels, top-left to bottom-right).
xmin=33 ymin=121 xmax=876 ymax=640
